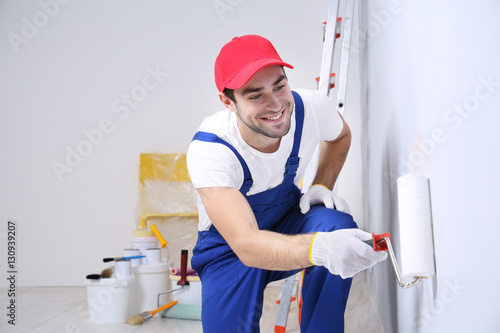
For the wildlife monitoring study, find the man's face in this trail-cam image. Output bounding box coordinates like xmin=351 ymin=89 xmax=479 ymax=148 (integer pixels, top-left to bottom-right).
xmin=225 ymin=65 xmax=294 ymax=152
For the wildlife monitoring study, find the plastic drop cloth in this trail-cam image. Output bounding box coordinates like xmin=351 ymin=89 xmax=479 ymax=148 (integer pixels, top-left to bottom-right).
xmin=344 ymin=271 xmax=385 ymax=332
xmin=138 ymin=153 xmax=197 ymax=214
xmin=136 ymin=153 xmax=199 ymax=268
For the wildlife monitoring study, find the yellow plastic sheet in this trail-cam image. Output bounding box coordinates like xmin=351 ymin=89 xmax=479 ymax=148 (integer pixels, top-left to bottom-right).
xmin=139 ymin=153 xmax=191 ymax=185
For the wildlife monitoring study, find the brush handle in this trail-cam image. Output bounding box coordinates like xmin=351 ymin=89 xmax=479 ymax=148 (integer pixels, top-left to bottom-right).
xmin=149 ymin=300 xmax=178 ymax=316
xmin=103 ymin=255 xmax=146 ymax=262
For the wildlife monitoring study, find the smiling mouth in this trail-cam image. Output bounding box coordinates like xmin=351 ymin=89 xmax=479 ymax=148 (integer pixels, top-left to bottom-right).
xmin=262 ymin=110 xmax=284 ymax=121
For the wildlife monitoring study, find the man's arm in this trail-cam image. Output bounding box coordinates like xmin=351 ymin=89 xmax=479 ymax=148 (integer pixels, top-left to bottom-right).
xmin=311 ymin=112 xmax=351 ymax=189
xmin=198 ymin=186 xmax=314 ymax=271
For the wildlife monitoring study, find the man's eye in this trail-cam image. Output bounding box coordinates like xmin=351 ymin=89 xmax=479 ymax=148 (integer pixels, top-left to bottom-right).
xmin=275 ymin=85 xmax=285 ymax=91
xmin=249 ymin=94 xmax=261 ymax=100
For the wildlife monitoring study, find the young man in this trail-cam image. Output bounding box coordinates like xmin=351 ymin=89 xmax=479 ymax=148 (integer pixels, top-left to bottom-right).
xmin=186 ymin=34 xmax=386 ymax=332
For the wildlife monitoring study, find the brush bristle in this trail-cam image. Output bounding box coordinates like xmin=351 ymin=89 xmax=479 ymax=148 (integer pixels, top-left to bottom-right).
xmin=125 ymin=312 xmax=152 ymax=325
xmin=101 ymin=268 xmax=113 ymax=278
xmin=125 ymin=314 xmax=145 ymax=325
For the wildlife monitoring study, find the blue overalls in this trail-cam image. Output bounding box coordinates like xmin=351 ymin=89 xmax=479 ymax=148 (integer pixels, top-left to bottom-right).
xmin=191 ymin=91 xmax=357 ymax=332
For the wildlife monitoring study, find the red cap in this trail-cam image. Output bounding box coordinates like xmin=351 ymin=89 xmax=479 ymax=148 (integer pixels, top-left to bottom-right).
xmin=214 ymin=35 xmax=294 ymax=92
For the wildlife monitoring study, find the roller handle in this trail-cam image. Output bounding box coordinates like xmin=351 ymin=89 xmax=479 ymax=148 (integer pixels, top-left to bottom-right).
xmin=364 ymin=232 xmax=391 ymax=251
xmin=151 ymin=224 xmax=169 ymax=248
xmin=364 ymin=232 xmax=422 ymax=288
xmin=177 ymin=249 xmax=190 ymax=286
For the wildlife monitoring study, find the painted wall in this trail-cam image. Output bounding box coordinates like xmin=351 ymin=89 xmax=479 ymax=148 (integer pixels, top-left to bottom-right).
xmin=360 ymin=0 xmax=500 ymax=332
xmin=7 ymin=1 xmax=496 ymax=331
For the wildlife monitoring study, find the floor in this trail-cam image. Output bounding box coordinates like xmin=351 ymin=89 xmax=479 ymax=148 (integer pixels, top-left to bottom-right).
xmin=0 ymin=285 xmax=300 ymax=333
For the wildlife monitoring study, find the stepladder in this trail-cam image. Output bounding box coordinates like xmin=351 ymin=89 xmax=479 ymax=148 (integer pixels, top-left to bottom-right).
xmin=274 ymin=0 xmax=356 ymax=331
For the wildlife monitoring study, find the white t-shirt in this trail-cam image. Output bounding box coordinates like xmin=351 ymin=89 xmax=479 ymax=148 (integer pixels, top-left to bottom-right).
xmin=187 ymin=89 xmax=343 ymax=231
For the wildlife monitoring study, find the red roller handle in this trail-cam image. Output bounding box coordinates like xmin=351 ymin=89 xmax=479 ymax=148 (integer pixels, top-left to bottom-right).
xmin=365 ymin=232 xmax=391 ymax=251
xmin=177 ymin=249 xmax=190 ymax=286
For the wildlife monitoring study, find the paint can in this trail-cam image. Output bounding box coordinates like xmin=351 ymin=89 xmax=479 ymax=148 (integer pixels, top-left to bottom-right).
xmin=123 ymin=248 xmax=142 ymax=267
xmin=169 ymin=274 xmax=202 ymax=306
xmin=131 ymin=229 xmax=159 ymax=264
xmin=85 ymin=275 xmax=135 ymax=323
xmin=130 ymin=260 xmax=170 ymax=314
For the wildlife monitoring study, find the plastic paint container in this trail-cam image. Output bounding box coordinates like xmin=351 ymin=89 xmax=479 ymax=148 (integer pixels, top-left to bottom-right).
xmin=169 ymin=274 xmax=202 ymax=306
xmin=86 ymin=276 xmax=135 ymax=324
xmin=123 ymin=248 xmax=142 ymax=267
xmin=131 ymin=229 xmax=159 ymax=264
xmin=115 ymin=259 xmax=131 ymax=279
xmin=131 ymin=261 xmax=170 ymax=314
xmin=145 ymin=248 xmax=162 ymax=264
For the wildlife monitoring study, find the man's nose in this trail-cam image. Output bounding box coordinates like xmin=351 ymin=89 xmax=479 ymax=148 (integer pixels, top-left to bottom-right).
xmin=266 ymin=93 xmax=282 ymax=111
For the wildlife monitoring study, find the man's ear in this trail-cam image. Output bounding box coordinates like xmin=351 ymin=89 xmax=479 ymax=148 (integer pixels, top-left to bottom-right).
xmin=218 ymin=92 xmax=236 ymax=112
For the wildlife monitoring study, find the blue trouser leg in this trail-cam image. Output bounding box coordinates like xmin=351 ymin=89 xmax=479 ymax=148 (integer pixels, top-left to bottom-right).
xmin=200 ymin=258 xmax=296 ymax=333
xmin=273 ymin=205 xmax=357 ymax=332
xmin=196 ymin=205 xmax=357 ymax=333
xmin=300 ymin=266 xmax=353 ymax=332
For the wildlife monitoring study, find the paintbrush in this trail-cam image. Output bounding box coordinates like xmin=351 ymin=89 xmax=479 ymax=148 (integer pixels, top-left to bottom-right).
xmin=85 ymin=267 xmax=114 ymax=280
xmin=125 ymin=300 xmax=178 ymax=325
xmin=101 ymin=267 xmax=113 ymax=278
xmin=102 ymin=255 xmax=145 ymax=263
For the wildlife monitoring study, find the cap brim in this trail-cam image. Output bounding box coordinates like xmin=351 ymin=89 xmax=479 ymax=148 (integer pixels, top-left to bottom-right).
xmin=224 ymin=59 xmax=294 ymax=90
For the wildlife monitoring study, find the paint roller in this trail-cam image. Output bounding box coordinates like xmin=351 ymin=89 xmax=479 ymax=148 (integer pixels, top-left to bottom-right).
xmin=367 ymin=174 xmax=436 ymax=288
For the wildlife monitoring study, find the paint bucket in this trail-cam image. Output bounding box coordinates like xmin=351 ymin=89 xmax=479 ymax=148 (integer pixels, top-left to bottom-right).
xmin=145 ymin=248 xmax=162 ymax=264
xmin=115 ymin=259 xmax=132 ymax=279
xmin=169 ymin=274 xmax=202 ymax=306
xmin=131 ymin=229 xmax=159 ymax=264
xmin=123 ymin=248 xmax=142 ymax=267
xmin=85 ymin=276 xmax=135 ymax=324
xmin=131 ymin=260 xmax=170 ymax=314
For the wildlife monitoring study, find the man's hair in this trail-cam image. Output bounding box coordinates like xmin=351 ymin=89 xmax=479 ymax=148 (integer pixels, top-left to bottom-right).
xmin=223 ymin=88 xmax=236 ymax=103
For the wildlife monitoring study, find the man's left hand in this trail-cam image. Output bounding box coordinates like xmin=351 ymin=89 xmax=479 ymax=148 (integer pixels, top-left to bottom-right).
xmin=300 ymin=184 xmax=351 ymax=214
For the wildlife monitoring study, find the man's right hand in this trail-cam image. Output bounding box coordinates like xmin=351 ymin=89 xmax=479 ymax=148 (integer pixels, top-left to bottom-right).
xmin=309 ymin=229 xmax=387 ymax=278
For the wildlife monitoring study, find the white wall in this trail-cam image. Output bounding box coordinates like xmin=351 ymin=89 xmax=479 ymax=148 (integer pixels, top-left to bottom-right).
xmin=11 ymin=1 xmax=497 ymax=331
xmin=360 ymin=0 xmax=500 ymax=332
xmin=0 ymin=1 xmax=340 ymax=287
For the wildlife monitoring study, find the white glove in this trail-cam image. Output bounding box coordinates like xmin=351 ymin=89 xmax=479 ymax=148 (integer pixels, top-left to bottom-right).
xmin=300 ymin=184 xmax=351 ymax=214
xmin=309 ymin=229 xmax=387 ymax=278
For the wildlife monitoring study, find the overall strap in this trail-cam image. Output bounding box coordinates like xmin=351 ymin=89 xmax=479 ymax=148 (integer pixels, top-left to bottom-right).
xmin=192 ymin=131 xmax=253 ymax=195
xmin=283 ymin=91 xmax=305 ymax=184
